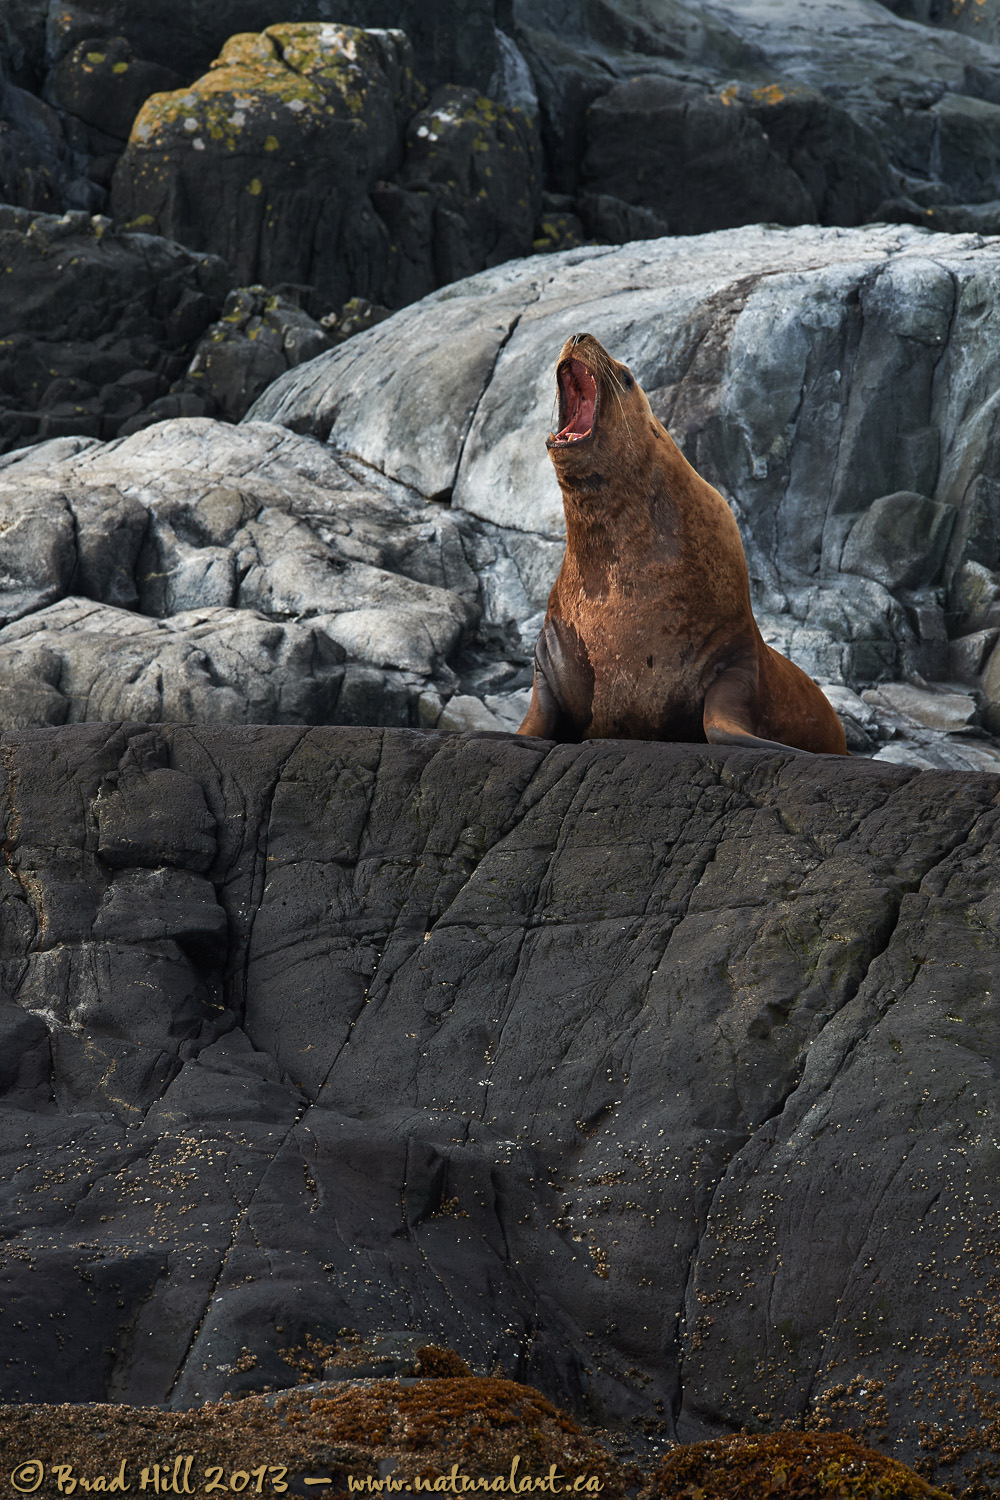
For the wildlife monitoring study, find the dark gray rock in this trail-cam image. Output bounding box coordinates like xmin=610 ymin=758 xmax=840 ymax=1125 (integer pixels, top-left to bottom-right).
xmin=177 ymin=286 xmax=333 ymax=425
xmin=0 ymin=723 xmax=998 ymax=1495
xmin=0 ymin=69 xmax=102 ymax=214
xmin=43 ymin=36 xmax=184 ymax=192
xmin=576 ymin=190 xmax=670 ymax=243
xmin=840 ymin=491 xmax=957 ymax=591
xmin=0 ymin=206 xmax=232 ymax=452
xmin=511 ymin=0 xmax=1000 ymax=240
xmin=395 ymin=84 xmax=542 ymax=292
xmin=111 ymin=27 xmax=541 ymax=315
xmin=579 ymin=76 xmax=892 ymax=235
xmin=45 ymin=0 xmax=504 ymax=94
xmin=0 ymin=0 xmax=49 ymax=90
xmin=110 ymin=25 xmax=426 ymax=308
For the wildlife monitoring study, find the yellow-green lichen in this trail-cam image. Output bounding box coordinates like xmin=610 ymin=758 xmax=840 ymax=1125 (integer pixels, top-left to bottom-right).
xmin=127 ymin=22 xmax=389 ymax=148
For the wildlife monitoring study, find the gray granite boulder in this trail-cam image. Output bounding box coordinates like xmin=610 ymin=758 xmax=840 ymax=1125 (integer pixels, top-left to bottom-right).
xmin=0 ymin=724 xmax=998 ymax=1495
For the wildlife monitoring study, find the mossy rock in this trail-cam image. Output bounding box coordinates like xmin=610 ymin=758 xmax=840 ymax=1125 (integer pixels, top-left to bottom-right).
xmin=642 ymin=1431 xmax=951 ymax=1499
xmin=0 ymin=1377 xmax=633 ymax=1497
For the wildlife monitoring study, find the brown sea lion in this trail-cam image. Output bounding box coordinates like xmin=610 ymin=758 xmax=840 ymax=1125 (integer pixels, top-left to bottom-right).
xmin=517 ymin=333 xmax=848 ymax=755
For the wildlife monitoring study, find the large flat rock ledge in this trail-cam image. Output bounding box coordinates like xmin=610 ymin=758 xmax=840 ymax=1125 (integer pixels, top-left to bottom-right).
xmin=0 ymin=725 xmax=997 ymax=1490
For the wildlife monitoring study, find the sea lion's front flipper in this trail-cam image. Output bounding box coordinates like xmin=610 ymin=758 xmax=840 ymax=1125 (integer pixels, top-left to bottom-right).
xmin=702 ymin=667 xmax=808 ymax=756
xmin=517 ymin=618 xmax=594 ymax=740
xmin=517 ymin=664 xmax=561 ymax=737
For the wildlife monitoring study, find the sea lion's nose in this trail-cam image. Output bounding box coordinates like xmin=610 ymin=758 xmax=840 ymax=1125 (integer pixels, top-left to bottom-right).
xmin=570 ymin=331 xmax=590 ymax=346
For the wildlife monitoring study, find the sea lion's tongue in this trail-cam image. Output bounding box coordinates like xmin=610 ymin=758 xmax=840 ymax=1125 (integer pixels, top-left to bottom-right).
xmin=556 ymin=359 xmax=596 ymax=439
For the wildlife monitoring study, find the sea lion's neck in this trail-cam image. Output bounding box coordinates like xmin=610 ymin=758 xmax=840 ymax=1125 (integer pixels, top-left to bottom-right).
xmin=556 ymin=437 xmax=681 ymax=556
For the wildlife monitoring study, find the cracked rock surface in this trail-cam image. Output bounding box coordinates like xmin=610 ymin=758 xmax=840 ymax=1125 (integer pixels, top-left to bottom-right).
xmin=0 ymin=724 xmax=998 ymax=1492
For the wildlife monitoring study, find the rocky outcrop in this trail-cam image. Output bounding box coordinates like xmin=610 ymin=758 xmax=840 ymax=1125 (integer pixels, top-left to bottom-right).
xmin=9 ymin=1 xmax=1000 ymax=452
xmin=512 ymin=0 xmax=1000 ymax=234
xmin=110 ymin=24 xmax=541 ymax=312
xmin=578 ymin=76 xmax=893 ymax=236
xmin=2 ymin=224 xmax=1000 ymax=767
xmin=0 ymin=206 xmax=233 ymax=449
xmin=0 ymin=725 xmax=998 ymax=1497
xmin=0 ymin=420 xmax=484 ymax=730
xmin=249 ymin=221 xmax=1000 ymax=757
xmin=0 ymin=67 xmax=102 ymax=214
xmin=178 ymin=285 xmax=333 ymax=425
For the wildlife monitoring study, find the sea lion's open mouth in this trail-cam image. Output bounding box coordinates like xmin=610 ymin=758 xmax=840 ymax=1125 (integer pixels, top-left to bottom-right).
xmin=549 ymin=358 xmax=597 ymax=447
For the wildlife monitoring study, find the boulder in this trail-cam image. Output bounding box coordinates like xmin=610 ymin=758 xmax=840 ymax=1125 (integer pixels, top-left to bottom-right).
xmin=0 ymin=598 xmax=349 ymax=727
xmin=948 ymin=559 xmax=1000 ymax=633
xmin=178 ymin=285 xmax=333 ymax=424
xmin=863 ymin=680 xmax=979 ymax=732
xmin=111 ymin=26 xmax=541 ymax=313
xmin=0 ymin=725 xmax=998 ymax=1495
xmin=43 ymin=36 xmax=184 ymax=190
xmin=0 ymin=0 xmax=49 ymax=90
xmin=110 ymin=25 xmax=426 ymax=306
xmin=393 ymin=84 xmax=542 ymax=293
xmin=0 ymin=70 xmax=102 ymax=214
xmin=579 ymin=76 xmax=893 ymax=235
xmin=511 ymin=0 xmax=1000 ymax=237
xmin=0 ymin=418 xmax=479 ymax=723
xmin=840 ymin=491 xmax=957 ymax=591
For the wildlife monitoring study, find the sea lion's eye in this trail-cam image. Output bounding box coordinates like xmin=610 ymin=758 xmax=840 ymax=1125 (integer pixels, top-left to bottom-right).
xmin=622 ymin=371 xmax=634 ymax=389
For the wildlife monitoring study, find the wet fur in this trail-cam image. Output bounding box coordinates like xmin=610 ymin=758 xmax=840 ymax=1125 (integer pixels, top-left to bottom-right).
xmin=518 ymin=333 xmax=848 ymax=755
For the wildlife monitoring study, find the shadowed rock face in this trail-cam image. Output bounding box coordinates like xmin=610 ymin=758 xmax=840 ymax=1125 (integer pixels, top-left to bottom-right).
xmin=0 ymin=724 xmax=998 ymax=1493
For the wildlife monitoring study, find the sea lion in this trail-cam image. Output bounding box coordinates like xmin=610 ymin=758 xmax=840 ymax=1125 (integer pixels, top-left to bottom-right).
xmin=517 ymin=333 xmax=848 ymax=755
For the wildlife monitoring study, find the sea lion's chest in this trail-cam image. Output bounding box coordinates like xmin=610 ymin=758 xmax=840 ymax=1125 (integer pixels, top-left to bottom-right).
xmin=556 ymin=576 xmax=725 ymax=739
